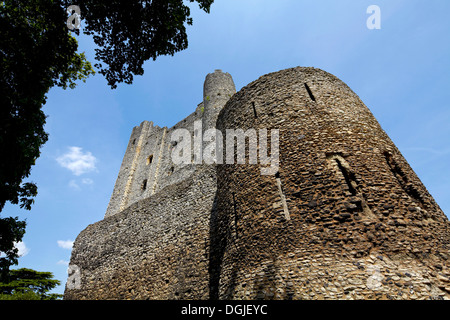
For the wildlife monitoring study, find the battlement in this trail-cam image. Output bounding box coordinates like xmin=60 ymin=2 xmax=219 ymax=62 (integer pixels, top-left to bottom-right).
xmin=104 ymin=70 xmax=236 ymax=218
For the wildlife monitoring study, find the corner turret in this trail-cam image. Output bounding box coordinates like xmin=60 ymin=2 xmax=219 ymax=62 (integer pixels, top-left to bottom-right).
xmin=202 ymin=69 xmax=236 ymax=128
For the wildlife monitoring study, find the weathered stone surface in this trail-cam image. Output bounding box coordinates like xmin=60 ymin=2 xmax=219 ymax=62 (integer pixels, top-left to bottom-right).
xmin=65 ymin=166 xmax=216 ymax=299
xmin=65 ymin=67 xmax=450 ymax=300
xmin=104 ymin=69 xmax=235 ymax=219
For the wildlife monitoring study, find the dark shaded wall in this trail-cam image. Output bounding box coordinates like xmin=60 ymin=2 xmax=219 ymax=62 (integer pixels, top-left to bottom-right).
xmin=65 ymin=166 xmax=216 ymax=299
xmin=212 ymin=67 xmax=450 ymax=299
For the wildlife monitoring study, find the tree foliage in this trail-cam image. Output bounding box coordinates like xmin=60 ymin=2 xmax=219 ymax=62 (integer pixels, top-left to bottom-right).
xmin=68 ymin=0 xmax=214 ymax=88
xmin=0 ymin=217 xmax=26 ymax=281
xmin=0 ymin=0 xmax=94 ymax=213
xmin=0 ymin=0 xmax=94 ymax=275
xmin=0 ymin=268 xmax=62 ymax=300
xmin=0 ymin=0 xmax=213 ymax=277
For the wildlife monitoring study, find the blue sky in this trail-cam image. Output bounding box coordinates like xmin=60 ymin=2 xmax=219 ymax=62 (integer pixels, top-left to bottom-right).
xmin=2 ymin=0 xmax=449 ymax=295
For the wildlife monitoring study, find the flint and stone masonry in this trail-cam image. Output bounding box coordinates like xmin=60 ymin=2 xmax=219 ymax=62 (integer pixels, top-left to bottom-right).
xmin=65 ymin=67 xmax=450 ymax=300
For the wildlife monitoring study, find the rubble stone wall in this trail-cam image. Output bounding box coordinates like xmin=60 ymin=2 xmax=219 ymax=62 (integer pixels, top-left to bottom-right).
xmin=212 ymin=67 xmax=450 ymax=300
xmin=65 ymin=67 xmax=449 ymax=300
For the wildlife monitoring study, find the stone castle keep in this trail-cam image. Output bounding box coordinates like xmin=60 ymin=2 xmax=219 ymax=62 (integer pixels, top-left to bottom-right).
xmin=65 ymin=67 xmax=450 ymax=300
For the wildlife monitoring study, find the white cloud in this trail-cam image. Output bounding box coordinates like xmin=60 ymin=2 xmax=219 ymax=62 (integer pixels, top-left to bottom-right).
xmin=69 ymin=178 xmax=94 ymax=190
xmin=57 ymin=260 xmax=69 ymax=266
xmin=14 ymin=241 xmax=30 ymax=257
xmin=56 ymin=146 xmax=97 ymax=176
xmin=57 ymin=240 xmax=74 ymax=250
xmin=69 ymin=179 xmax=80 ymax=190
xmin=81 ymin=178 xmax=94 ymax=185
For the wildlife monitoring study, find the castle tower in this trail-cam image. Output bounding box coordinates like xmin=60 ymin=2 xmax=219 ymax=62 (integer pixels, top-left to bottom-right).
xmin=65 ymin=70 xmax=235 ymax=300
xmin=104 ymin=70 xmax=235 ymax=218
xmin=65 ymin=67 xmax=449 ymax=300
xmin=211 ymin=67 xmax=450 ymax=300
xmin=202 ymin=69 xmax=236 ymax=127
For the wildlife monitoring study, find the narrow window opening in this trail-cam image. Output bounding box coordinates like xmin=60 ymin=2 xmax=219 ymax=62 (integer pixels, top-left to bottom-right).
xmin=274 ymin=171 xmax=291 ymax=221
xmin=168 ymin=166 xmax=174 ymax=176
xmin=141 ymin=179 xmax=147 ymax=191
xmin=146 ymin=154 xmax=153 ymax=165
xmin=132 ymin=139 xmax=136 ymax=145
xmin=327 ymin=154 xmax=375 ymax=217
xmin=232 ymin=192 xmax=238 ymax=239
xmin=384 ymin=151 xmax=424 ymax=205
xmin=304 ymin=83 xmax=316 ymax=102
xmin=334 ymin=158 xmax=357 ymax=196
xmin=252 ymin=102 xmax=258 ymax=118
